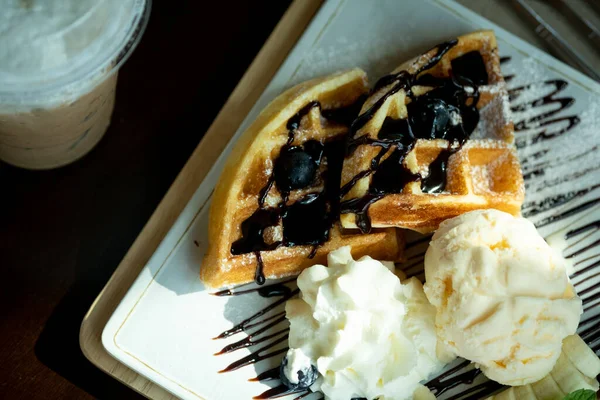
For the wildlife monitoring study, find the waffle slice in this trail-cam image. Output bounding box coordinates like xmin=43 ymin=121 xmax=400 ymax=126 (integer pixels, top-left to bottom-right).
xmin=201 ymin=69 xmax=404 ymax=288
xmin=340 ymin=30 xmax=524 ymax=234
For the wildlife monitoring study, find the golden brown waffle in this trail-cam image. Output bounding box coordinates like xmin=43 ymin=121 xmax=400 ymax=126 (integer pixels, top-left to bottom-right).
xmin=201 ymin=69 xmax=404 ymax=288
xmin=340 ymin=30 xmax=524 ymax=234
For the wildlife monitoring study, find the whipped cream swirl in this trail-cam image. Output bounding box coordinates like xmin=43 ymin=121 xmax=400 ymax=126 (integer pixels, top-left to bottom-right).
xmin=284 ymin=246 xmax=444 ymax=400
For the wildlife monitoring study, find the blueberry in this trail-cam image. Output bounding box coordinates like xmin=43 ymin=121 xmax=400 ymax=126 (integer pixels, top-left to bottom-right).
xmin=280 ymin=355 xmax=319 ymax=390
xmin=408 ymin=98 xmax=461 ymax=141
xmin=274 ymin=147 xmax=318 ymax=192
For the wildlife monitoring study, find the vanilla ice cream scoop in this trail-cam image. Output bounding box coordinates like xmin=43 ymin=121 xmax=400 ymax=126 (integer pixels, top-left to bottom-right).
xmin=284 ymin=246 xmax=445 ymax=400
xmin=424 ymin=209 xmax=582 ymax=386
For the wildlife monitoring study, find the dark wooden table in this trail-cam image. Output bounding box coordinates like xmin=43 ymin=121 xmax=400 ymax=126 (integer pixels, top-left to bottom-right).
xmin=0 ymin=2 xmax=291 ymax=399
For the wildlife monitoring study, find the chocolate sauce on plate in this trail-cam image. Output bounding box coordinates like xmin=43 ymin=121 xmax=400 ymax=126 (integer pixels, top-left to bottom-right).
xmin=510 ymin=80 xmax=580 ymax=146
xmin=249 ymin=366 xmax=280 ymax=382
xmin=253 ymin=384 xmax=305 ymax=400
xmin=218 ymin=334 xmax=289 ymax=373
xmin=425 ymin=360 xmax=479 ymax=396
xmin=213 ymin=288 xmax=299 ymax=340
xmin=212 ymin=280 xmax=295 ymax=298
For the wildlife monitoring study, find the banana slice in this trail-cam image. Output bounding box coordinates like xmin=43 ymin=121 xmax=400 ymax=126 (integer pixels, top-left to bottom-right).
xmin=514 ymin=384 xmax=537 ymax=400
xmin=550 ymin=352 xmax=599 ymax=394
xmin=493 ymin=387 xmax=516 ymax=400
xmin=562 ymin=335 xmax=600 ymax=379
xmin=486 ymin=335 xmax=600 ymax=400
xmin=413 ymin=384 xmax=436 ymax=400
xmin=531 ymin=375 xmax=565 ymax=399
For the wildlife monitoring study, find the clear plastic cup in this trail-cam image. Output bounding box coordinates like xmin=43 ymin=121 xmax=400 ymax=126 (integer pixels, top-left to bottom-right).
xmin=0 ymin=0 xmax=151 ymax=169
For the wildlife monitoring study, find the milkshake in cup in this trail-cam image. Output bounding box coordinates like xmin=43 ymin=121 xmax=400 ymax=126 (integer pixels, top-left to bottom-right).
xmin=0 ymin=0 xmax=151 ymax=169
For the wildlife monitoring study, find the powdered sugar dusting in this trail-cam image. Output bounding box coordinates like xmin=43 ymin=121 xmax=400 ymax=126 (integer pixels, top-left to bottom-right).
xmin=471 ymin=164 xmax=491 ymax=194
xmin=471 ymin=92 xmax=512 ymax=141
xmin=501 ymin=57 xmax=600 ymax=227
xmin=264 ymin=158 xmax=273 ymax=176
xmin=288 ymin=36 xmax=406 ymax=87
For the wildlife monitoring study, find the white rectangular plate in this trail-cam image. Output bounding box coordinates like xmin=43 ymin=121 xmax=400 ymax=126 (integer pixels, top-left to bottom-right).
xmin=102 ymin=1 xmax=600 ymax=399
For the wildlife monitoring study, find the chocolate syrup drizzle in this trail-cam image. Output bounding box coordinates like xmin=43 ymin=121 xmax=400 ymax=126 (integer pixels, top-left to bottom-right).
xmin=211 ymin=54 xmax=600 ymax=400
xmin=499 ymin=56 xmax=592 ymax=227
xmin=212 ymin=279 xmax=295 ymax=298
xmin=214 ymin=285 xmax=299 ymax=340
xmin=425 ymin=360 xmax=488 ymax=397
xmin=212 ymin=280 xmax=307 ymax=398
xmin=253 ymin=384 xmax=315 ymax=400
xmin=231 ymin=99 xmax=363 ymax=285
xmin=339 ymin=40 xmax=488 ymax=233
xmin=510 ymin=80 xmax=580 ymax=148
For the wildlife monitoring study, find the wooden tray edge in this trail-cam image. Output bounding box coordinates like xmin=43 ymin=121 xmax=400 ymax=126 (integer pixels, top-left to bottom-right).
xmin=79 ymin=1 xmax=323 ymax=398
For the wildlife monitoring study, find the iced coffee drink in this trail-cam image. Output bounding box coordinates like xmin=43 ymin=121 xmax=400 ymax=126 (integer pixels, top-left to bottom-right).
xmin=0 ymin=0 xmax=150 ymax=170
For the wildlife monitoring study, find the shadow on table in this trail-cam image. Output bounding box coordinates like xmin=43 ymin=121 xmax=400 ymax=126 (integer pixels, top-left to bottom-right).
xmin=35 ymin=288 xmax=148 ymax=400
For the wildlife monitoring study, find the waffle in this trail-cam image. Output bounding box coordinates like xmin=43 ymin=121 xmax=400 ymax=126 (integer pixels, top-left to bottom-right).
xmin=340 ymin=30 xmax=524 ymax=234
xmin=201 ymin=69 xmax=404 ymax=288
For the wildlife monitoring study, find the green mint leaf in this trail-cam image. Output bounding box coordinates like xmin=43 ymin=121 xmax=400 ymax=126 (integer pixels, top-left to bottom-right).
xmin=563 ymin=389 xmax=596 ymax=400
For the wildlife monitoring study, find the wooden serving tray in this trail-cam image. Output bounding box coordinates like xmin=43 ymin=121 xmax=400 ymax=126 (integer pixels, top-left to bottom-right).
xmin=79 ymin=1 xmax=576 ymax=398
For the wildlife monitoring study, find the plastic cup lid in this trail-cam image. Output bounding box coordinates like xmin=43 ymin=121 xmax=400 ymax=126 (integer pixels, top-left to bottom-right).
xmin=0 ymin=0 xmax=150 ymax=108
